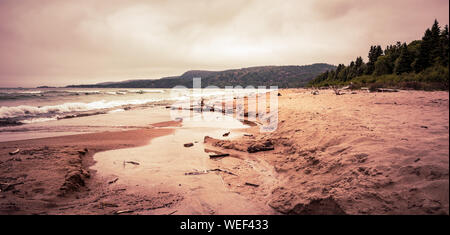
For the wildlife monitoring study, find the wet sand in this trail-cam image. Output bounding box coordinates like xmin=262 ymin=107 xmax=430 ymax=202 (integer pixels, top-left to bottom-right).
xmin=92 ymin=112 xmax=274 ymax=214
xmin=0 ymin=121 xmax=180 ymax=214
xmin=0 ymin=89 xmax=448 ymax=215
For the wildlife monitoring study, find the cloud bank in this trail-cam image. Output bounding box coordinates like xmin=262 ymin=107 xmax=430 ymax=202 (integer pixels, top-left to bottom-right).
xmin=0 ymin=0 xmax=448 ymax=87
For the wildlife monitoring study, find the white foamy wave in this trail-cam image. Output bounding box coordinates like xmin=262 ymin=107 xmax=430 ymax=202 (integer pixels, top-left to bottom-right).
xmin=128 ymin=89 xmax=165 ymax=93
xmin=20 ymin=117 xmax=59 ymax=124
xmin=106 ymin=91 xmax=127 ymax=95
xmin=0 ymin=98 xmax=160 ymax=119
xmin=19 ymin=91 xmax=43 ymax=94
xmin=65 ymin=90 xmax=101 ymax=94
xmin=108 ymin=108 xmax=125 ymax=113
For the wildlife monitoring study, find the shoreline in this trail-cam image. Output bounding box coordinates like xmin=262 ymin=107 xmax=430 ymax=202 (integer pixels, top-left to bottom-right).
xmin=0 ymin=120 xmax=180 ymax=214
xmin=0 ymin=89 xmax=448 ymax=215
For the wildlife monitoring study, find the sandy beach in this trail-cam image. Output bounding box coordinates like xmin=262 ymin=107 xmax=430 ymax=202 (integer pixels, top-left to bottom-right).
xmin=0 ymin=89 xmax=448 ymax=215
xmin=207 ymin=89 xmax=449 ymax=214
xmin=0 ymin=121 xmax=181 ymax=214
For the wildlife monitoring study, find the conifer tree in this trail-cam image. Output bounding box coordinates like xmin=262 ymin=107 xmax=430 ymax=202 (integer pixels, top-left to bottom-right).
xmin=414 ymin=28 xmax=432 ymax=72
xmin=440 ymin=24 xmax=449 ymax=66
xmin=394 ymin=43 xmax=413 ymax=74
xmin=366 ymin=45 xmax=383 ymax=75
xmin=430 ymin=19 xmax=442 ymax=64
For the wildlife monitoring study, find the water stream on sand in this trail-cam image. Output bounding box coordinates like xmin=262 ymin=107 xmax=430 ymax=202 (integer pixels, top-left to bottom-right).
xmin=91 ymin=112 xmax=274 ymax=214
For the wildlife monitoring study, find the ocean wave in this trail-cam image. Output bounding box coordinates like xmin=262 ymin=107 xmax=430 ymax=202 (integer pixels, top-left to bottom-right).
xmin=0 ymin=98 xmax=160 ymax=119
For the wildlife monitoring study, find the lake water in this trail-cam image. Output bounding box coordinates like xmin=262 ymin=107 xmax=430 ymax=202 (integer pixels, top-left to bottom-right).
xmin=0 ymin=88 xmax=260 ymax=142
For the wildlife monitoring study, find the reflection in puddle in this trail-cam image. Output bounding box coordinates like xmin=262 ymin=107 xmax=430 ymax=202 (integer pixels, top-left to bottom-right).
xmin=92 ymin=112 xmax=270 ymax=214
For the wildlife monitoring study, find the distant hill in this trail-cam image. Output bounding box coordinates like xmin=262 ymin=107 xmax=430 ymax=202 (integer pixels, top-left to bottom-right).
xmin=66 ymin=64 xmax=336 ymax=88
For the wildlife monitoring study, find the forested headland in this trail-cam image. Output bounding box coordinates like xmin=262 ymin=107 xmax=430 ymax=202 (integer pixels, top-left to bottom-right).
xmin=309 ymin=20 xmax=449 ymax=90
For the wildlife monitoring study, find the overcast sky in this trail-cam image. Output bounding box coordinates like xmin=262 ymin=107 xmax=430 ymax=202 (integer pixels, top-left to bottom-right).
xmin=0 ymin=0 xmax=448 ymax=87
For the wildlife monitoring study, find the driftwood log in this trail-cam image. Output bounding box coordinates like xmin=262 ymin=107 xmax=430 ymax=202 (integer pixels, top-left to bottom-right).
xmin=209 ymin=153 xmax=230 ymax=158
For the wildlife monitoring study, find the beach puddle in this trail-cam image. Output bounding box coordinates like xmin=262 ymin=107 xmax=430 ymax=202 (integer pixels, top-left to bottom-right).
xmin=92 ymin=112 xmax=271 ymax=214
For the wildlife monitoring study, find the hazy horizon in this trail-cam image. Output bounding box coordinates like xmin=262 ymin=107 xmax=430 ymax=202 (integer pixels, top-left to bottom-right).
xmin=1 ymin=0 xmax=449 ymax=87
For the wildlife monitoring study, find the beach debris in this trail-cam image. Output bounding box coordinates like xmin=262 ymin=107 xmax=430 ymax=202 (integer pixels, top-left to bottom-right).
xmin=244 ymin=182 xmax=260 ymax=187
xmin=420 ymin=125 xmax=428 ymax=129
xmin=208 ymin=168 xmax=237 ymax=176
xmin=9 ymin=149 xmax=20 ymax=155
xmin=243 ymin=134 xmax=253 ymax=137
xmin=108 ymin=178 xmax=119 ymax=184
xmin=247 ymin=140 xmax=274 ymax=153
xmin=311 ymin=90 xmax=319 ymax=95
xmin=185 ymin=170 xmax=208 ymax=175
xmin=168 ymin=210 xmax=178 ymax=215
xmin=374 ymin=102 xmax=399 ymax=105
xmin=185 ymin=168 xmax=237 ymax=176
xmin=184 ymin=143 xmax=194 ymax=147
xmin=240 ymin=119 xmax=258 ymax=127
xmin=377 ymin=88 xmax=398 ymax=92
xmin=209 ymin=153 xmax=230 ymax=158
xmin=222 ymin=132 xmax=230 ymax=137
xmin=414 ymin=158 xmax=421 ymax=162
xmin=124 ymin=161 xmax=140 ymax=165
xmin=330 ymin=86 xmax=344 ymax=95
xmin=77 ymin=149 xmax=88 ymax=155
xmin=278 ymin=93 xmax=282 ymax=96
xmin=114 ymin=210 xmax=134 ymax=215
xmin=361 ymin=87 xmax=370 ymax=92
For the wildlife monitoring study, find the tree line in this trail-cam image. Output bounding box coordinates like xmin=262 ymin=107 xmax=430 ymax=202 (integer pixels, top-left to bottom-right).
xmin=309 ymin=20 xmax=449 ymax=90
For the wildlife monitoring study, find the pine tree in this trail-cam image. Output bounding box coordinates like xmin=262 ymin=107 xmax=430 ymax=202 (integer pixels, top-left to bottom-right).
xmin=394 ymin=43 xmax=413 ymax=74
xmin=440 ymin=25 xmax=449 ymax=66
xmin=355 ymin=56 xmax=363 ymax=67
xmin=355 ymin=56 xmax=365 ymax=76
xmin=335 ymin=64 xmax=345 ymax=81
xmin=414 ymin=28 xmax=432 ymax=72
xmin=366 ymin=45 xmax=383 ymax=75
xmin=384 ymin=41 xmax=402 ymax=66
xmin=430 ymin=19 xmax=442 ymax=64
